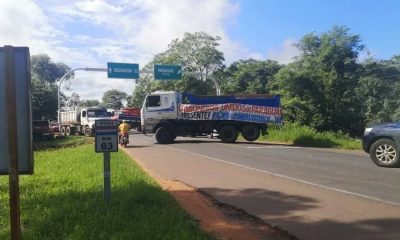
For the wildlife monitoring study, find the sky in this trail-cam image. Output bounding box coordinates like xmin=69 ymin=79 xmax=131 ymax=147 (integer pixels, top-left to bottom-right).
xmin=1 ymin=0 xmax=399 ymax=101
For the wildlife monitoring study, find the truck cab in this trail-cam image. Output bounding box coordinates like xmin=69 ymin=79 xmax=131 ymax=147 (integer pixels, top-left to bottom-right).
xmin=81 ymin=107 xmax=111 ymax=127
xmin=141 ymin=91 xmax=179 ymax=134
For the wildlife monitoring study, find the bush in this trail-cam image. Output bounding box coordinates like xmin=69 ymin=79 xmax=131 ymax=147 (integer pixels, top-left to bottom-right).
xmin=261 ymin=123 xmax=361 ymax=149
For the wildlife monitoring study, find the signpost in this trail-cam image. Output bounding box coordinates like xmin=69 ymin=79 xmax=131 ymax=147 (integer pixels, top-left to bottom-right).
xmin=107 ymin=62 xmax=139 ymax=79
xmin=154 ymin=64 xmax=182 ymax=80
xmin=95 ymin=120 xmax=118 ymax=203
xmin=0 ymin=46 xmax=33 ymax=240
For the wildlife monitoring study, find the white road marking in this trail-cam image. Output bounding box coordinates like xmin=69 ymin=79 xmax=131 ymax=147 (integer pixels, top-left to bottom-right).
xmin=167 ymin=146 xmax=400 ymax=207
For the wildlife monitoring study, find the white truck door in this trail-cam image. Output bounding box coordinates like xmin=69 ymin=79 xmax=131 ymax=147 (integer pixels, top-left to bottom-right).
xmin=81 ymin=109 xmax=88 ymax=126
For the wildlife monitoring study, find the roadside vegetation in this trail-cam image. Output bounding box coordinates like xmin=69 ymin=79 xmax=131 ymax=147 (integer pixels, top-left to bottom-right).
xmin=0 ymin=143 xmax=213 ymax=239
xmin=33 ymin=136 xmax=93 ymax=150
xmin=263 ymin=123 xmax=361 ymax=150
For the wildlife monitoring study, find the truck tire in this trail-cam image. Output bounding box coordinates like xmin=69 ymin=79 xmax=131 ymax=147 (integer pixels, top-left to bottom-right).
xmin=219 ymin=125 xmax=238 ymax=143
xmin=370 ymin=139 xmax=400 ymax=168
xmin=242 ymin=124 xmax=260 ymax=142
xmin=84 ymin=127 xmax=92 ymax=137
xmin=155 ymin=126 xmax=173 ymax=144
xmin=65 ymin=126 xmax=71 ymax=136
xmin=60 ymin=126 xmax=66 ymax=136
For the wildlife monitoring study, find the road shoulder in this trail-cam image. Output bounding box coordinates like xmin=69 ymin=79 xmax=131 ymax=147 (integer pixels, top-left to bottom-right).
xmin=122 ymin=147 xmax=294 ymax=240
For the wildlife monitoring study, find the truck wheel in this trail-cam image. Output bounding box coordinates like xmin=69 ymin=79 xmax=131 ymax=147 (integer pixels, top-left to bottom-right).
xmin=84 ymin=127 xmax=92 ymax=137
xmin=155 ymin=126 xmax=173 ymax=144
xmin=65 ymin=126 xmax=71 ymax=136
xmin=242 ymin=124 xmax=260 ymax=142
xmin=370 ymin=139 xmax=400 ymax=167
xmin=60 ymin=126 xmax=66 ymax=136
xmin=219 ymin=125 xmax=238 ymax=143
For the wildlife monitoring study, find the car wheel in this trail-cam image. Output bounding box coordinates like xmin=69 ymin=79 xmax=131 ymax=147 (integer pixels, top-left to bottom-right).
xmin=219 ymin=125 xmax=238 ymax=143
xmin=370 ymin=139 xmax=400 ymax=168
xmin=242 ymin=124 xmax=260 ymax=142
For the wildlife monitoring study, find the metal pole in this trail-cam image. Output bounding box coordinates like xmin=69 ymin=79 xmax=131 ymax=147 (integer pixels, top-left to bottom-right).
xmin=103 ymin=152 xmax=111 ymax=203
xmin=209 ymin=76 xmax=221 ymax=96
xmin=58 ymin=82 xmax=61 ymax=135
xmin=5 ymin=46 xmax=21 ymax=240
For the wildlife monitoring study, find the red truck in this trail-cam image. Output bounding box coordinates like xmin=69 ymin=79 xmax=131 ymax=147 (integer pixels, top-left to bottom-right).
xmin=112 ymin=107 xmax=141 ymax=130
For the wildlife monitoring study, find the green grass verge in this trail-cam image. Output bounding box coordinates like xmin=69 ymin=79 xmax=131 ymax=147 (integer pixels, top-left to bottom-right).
xmin=1 ymin=144 xmax=213 ymax=240
xmin=259 ymin=123 xmax=361 ymax=150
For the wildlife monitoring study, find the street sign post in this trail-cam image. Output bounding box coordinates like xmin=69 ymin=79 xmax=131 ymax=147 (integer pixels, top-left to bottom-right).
xmin=0 ymin=46 xmax=33 ymax=240
xmin=107 ymin=62 xmax=139 ymax=79
xmin=95 ymin=120 xmax=118 ymax=203
xmin=154 ymin=64 xmax=182 ymax=80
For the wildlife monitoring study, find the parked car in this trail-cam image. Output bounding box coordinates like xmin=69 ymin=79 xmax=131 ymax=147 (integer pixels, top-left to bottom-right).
xmin=33 ymin=120 xmax=53 ymax=140
xmin=362 ymin=122 xmax=400 ymax=167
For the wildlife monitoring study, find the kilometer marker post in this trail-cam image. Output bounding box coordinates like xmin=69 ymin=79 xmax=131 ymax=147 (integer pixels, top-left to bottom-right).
xmin=95 ymin=120 xmax=118 ymax=203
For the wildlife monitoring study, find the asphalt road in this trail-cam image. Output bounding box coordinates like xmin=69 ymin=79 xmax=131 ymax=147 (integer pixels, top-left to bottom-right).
xmin=126 ymin=132 xmax=400 ymax=240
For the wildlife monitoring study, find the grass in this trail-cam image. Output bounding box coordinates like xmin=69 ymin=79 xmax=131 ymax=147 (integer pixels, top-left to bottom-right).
xmin=33 ymin=136 xmax=94 ymax=150
xmin=1 ymin=144 xmax=213 ymax=240
xmin=259 ymin=123 xmax=361 ymax=150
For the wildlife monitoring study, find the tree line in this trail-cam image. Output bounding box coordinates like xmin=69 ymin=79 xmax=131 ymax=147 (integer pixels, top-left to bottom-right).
xmin=31 ymin=25 xmax=399 ymax=136
xmin=131 ymin=26 xmax=400 ymax=136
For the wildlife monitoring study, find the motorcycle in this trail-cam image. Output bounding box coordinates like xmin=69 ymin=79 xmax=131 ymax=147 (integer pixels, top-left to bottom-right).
xmin=119 ymin=133 xmax=129 ymax=148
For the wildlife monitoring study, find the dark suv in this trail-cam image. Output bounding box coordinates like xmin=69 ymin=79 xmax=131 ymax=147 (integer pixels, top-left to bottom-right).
xmin=362 ymin=122 xmax=400 ymax=168
xmin=33 ymin=120 xmax=53 ymax=140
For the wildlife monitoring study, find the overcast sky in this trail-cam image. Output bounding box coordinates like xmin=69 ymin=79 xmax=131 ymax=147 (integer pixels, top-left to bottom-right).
xmin=1 ymin=0 xmax=399 ymax=100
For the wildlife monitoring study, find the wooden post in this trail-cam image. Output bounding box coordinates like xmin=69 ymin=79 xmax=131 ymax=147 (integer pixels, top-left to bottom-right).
xmin=5 ymin=46 xmax=21 ymax=240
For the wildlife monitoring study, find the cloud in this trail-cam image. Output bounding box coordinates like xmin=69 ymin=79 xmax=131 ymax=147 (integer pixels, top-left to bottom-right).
xmin=267 ymin=39 xmax=300 ymax=64
xmin=0 ymin=0 xmax=46 ymax=44
xmin=1 ymin=0 xmax=263 ymax=101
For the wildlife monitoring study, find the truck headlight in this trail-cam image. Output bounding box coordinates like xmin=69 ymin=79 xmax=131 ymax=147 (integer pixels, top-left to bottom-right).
xmin=364 ymin=128 xmax=373 ymax=135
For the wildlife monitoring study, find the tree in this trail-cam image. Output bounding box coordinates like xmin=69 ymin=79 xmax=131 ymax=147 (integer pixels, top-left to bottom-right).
xmin=30 ymin=54 xmax=71 ymax=120
xmin=80 ymin=99 xmax=100 ymax=107
xmin=271 ymin=26 xmax=365 ymax=134
xmin=130 ymin=75 xmax=153 ymax=107
xmin=31 ymin=54 xmax=71 ymax=83
xmin=65 ymin=92 xmax=81 ymax=109
xmin=220 ymin=59 xmax=281 ymax=94
xmin=31 ymin=79 xmax=59 ymax=119
xmin=102 ymin=89 xmax=128 ymax=109
xmin=356 ymin=55 xmax=400 ymax=123
xmin=132 ymin=32 xmax=225 ymax=107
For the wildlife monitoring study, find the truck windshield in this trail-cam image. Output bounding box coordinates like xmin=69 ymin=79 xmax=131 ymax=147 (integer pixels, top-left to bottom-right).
xmin=87 ymin=110 xmax=110 ymax=117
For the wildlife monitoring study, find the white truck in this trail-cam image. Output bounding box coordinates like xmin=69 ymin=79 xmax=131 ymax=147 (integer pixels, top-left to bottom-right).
xmin=59 ymin=107 xmax=111 ymax=136
xmin=141 ymin=91 xmax=282 ymax=144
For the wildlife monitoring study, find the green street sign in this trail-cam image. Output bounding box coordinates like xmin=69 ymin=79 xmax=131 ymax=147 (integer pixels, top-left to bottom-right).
xmin=107 ymin=62 xmax=139 ymax=79
xmin=154 ymin=65 xmax=182 ymax=80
